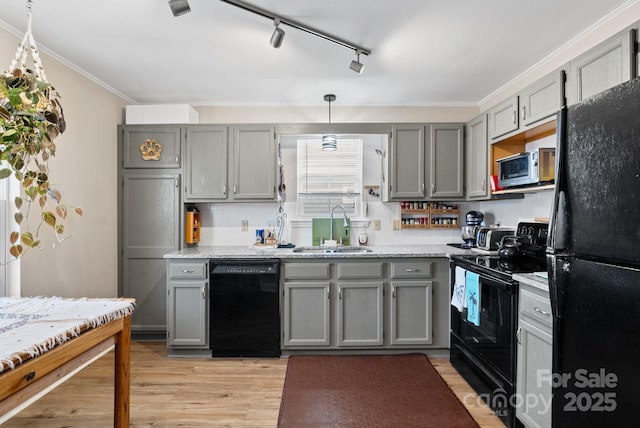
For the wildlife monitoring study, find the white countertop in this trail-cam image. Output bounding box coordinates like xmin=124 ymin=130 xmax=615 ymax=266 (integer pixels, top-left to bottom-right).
xmin=164 ymin=244 xmax=475 ymax=259
xmin=513 ymin=271 xmax=549 ymax=292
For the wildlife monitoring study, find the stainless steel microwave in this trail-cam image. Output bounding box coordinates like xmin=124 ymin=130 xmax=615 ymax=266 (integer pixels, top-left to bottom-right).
xmin=497 ymin=148 xmax=555 ymax=188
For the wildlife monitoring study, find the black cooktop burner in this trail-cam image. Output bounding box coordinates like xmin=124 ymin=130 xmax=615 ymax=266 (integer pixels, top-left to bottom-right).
xmin=455 ymin=254 xmax=547 ymax=274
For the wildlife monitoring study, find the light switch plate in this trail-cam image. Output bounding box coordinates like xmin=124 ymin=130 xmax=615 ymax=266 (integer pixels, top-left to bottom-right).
xmin=373 ymin=220 xmax=381 ymax=231
xmin=241 ymin=220 xmax=248 ymax=231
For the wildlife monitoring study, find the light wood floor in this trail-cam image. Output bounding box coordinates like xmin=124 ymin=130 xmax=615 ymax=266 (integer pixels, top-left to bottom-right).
xmin=4 ymin=341 xmax=504 ymax=427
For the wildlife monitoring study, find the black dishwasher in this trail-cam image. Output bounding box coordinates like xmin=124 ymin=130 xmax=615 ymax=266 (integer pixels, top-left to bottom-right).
xmin=209 ymin=259 xmax=280 ymax=357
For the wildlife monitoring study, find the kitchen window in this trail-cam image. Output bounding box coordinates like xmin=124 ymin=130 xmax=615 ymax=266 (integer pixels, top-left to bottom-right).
xmin=296 ymin=137 xmax=363 ymax=218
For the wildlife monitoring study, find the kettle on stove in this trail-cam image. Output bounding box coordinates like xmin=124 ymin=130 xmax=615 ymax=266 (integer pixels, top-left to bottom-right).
xmin=498 ymin=235 xmax=522 ymax=259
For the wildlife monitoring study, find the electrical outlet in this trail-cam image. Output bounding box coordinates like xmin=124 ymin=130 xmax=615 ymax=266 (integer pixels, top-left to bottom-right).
xmin=373 ymin=220 xmax=381 ymax=231
xmin=241 ymin=220 xmax=248 ymax=231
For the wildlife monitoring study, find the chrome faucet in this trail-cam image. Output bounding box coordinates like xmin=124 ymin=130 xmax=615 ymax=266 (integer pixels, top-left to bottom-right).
xmin=329 ymin=204 xmax=349 ymax=242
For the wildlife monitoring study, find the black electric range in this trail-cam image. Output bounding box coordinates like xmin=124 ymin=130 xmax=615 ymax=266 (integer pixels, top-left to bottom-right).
xmin=449 ymin=222 xmax=548 ymax=428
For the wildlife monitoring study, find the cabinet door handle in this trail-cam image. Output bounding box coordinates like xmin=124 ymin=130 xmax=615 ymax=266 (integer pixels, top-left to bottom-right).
xmin=516 ymin=326 xmax=522 ymax=345
xmin=175 ymin=154 xmax=180 ymax=164
xmin=481 ymin=179 xmax=485 ymax=191
xmin=431 ymin=184 xmax=435 ymax=193
xmin=534 ymin=306 xmax=550 ymax=316
xmin=223 ymin=185 xmax=227 ymax=195
xmin=338 ymin=287 xmax=342 ymax=300
xmin=201 ymin=286 xmax=206 ymax=300
xmin=182 ymin=269 xmax=195 ymax=273
xmin=392 ymin=285 xmax=396 ymax=299
xmin=521 ymin=106 xmax=526 ymax=121
xmin=405 ymin=269 xmax=418 ymax=272
xmin=512 ymin=110 xmax=517 ymax=124
xmin=327 ymin=287 xmax=330 ymax=300
xmin=233 ymin=185 xmax=237 ymax=194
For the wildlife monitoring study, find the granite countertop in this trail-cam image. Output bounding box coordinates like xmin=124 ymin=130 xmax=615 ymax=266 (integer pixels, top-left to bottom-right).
xmin=513 ymin=271 xmax=549 ymax=292
xmin=164 ymin=244 xmax=475 ymax=259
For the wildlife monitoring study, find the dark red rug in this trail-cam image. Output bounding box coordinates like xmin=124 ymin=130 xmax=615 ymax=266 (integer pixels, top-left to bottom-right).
xmin=277 ymin=354 xmax=480 ymax=428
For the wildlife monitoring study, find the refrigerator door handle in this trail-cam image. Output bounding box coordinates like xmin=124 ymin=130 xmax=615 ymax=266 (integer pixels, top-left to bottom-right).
xmin=547 ymin=108 xmax=568 ymax=253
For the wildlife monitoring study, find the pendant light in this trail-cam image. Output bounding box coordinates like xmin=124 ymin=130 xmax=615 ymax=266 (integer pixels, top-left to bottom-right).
xmin=322 ymin=94 xmax=337 ymax=151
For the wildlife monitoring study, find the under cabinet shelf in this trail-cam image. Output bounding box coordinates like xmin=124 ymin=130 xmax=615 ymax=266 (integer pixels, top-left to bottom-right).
xmin=492 ymin=184 xmax=555 ymax=195
xmin=400 ymin=205 xmax=459 ymax=229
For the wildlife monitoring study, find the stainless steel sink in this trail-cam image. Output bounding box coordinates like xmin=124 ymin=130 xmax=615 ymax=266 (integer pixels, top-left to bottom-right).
xmin=292 ymin=246 xmax=373 ymax=254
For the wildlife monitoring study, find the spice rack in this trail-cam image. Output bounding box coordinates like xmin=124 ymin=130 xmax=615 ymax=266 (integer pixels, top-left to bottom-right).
xmin=400 ymin=202 xmax=459 ymax=229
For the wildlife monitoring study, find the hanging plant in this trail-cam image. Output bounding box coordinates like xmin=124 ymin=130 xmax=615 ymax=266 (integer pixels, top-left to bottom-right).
xmin=0 ymin=0 xmax=82 ymax=259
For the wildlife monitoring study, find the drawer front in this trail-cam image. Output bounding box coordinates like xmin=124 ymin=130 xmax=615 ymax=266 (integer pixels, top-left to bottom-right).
xmin=336 ymin=262 xmax=384 ymax=279
xmin=520 ymin=288 xmax=552 ymax=329
xmin=284 ymin=263 xmax=330 ymax=280
xmin=169 ymin=262 xmax=208 ymax=279
xmin=390 ymin=261 xmax=433 ymax=279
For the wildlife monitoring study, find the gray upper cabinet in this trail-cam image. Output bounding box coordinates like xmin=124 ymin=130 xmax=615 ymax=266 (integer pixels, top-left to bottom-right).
xmin=183 ymin=124 xmax=276 ymax=202
xmin=184 ymin=126 xmax=228 ymax=201
xmin=567 ymin=29 xmax=636 ymax=105
xmin=520 ymin=70 xmax=566 ymax=126
xmin=488 ymin=69 xmax=565 ymax=143
xmin=488 ymin=96 xmax=519 ymax=140
xmin=388 ymin=125 xmax=426 ymax=200
xmin=428 ymin=124 xmax=464 ymax=199
xmin=230 ymin=125 xmax=277 ymax=200
xmin=122 ymin=125 xmax=181 ymax=169
xmin=387 ymin=124 xmax=464 ymax=200
xmin=465 ymin=114 xmax=489 ymax=200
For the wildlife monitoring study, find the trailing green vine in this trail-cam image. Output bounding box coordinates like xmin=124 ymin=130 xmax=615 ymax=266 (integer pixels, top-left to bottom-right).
xmin=0 ymin=68 xmax=82 ymax=259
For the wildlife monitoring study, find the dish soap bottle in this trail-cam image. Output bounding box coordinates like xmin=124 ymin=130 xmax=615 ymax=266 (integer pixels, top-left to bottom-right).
xmin=358 ymin=231 xmax=368 ymax=246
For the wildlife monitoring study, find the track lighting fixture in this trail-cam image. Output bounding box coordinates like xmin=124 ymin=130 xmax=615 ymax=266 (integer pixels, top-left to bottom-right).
xmin=350 ymin=50 xmax=364 ymax=73
xmin=322 ymin=94 xmax=338 ymax=152
xmin=168 ymin=0 xmax=191 ymax=17
xmin=270 ymin=19 xmax=285 ymax=48
xmin=218 ymin=0 xmax=371 ymax=71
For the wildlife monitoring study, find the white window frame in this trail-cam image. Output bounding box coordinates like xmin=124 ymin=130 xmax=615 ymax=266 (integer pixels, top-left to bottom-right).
xmin=296 ymin=137 xmax=363 ymax=218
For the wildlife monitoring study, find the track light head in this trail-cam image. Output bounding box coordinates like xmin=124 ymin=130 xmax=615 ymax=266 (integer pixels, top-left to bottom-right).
xmin=168 ymin=0 xmax=191 ymax=17
xmin=270 ymin=19 xmax=285 ymax=48
xmin=349 ymin=50 xmax=364 ymax=73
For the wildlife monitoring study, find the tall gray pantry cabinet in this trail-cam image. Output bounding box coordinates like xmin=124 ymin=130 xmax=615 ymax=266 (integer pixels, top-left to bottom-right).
xmin=118 ymin=125 xmax=182 ymax=338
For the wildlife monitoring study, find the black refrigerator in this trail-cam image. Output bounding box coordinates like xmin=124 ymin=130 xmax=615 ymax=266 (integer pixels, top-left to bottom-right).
xmin=547 ymin=78 xmax=640 ymax=427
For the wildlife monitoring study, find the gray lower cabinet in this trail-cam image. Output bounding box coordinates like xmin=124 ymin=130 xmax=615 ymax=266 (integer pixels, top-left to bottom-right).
xmin=282 ymin=262 xmax=331 ymax=347
xmin=336 ymin=262 xmax=384 ymax=347
xmin=389 ymin=260 xmax=433 ymax=346
xmin=166 ymin=259 xmax=209 ymax=348
xmin=465 ymin=114 xmax=489 ymax=200
xmin=567 ymin=29 xmax=636 ymax=105
xmin=119 ymin=125 xmax=182 ymax=337
xmin=387 ymin=124 xmax=464 ymax=201
xmin=282 ymin=258 xmax=447 ymax=351
xmin=516 ymin=285 xmax=552 ymax=428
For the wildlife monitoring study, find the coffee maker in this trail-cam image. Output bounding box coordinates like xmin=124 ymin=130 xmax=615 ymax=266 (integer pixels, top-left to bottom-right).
xmin=460 ymin=210 xmax=484 ymax=248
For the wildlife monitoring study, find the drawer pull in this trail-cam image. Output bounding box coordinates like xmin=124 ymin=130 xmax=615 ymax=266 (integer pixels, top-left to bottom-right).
xmin=392 ymin=285 xmax=396 ymax=299
xmin=405 ymin=269 xmax=419 ymax=272
xmin=533 ymin=306 xmax=550 ymax=316
xmin=182 ymin=269 xmax=195 ymax=273
xmin=516 ymin=326 xmax=522 ymax=345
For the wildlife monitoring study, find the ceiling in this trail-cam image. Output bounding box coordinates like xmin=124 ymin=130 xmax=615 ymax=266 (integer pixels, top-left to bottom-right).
xmin=0 ymin=0 xmax=634 ymax=107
